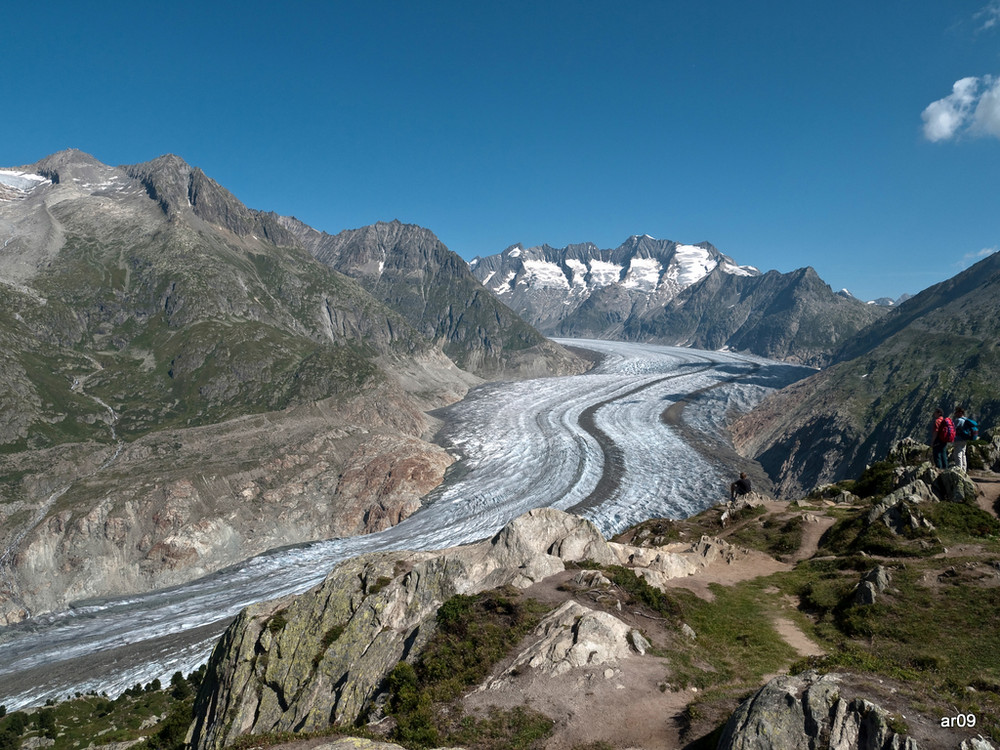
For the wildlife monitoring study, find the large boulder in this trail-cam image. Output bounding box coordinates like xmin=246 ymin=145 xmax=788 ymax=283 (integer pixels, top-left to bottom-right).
xmin=932 ymin=469 xmax=978 ymax=504
xmin=717 ymin=672 xmax=918 ymax=750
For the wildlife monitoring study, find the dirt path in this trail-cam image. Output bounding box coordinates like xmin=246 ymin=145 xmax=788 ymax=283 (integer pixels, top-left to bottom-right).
xmin=973 ymin=472 xmax=1000 ymax=518
xmin=791 ymin=509 xmax=836 ymax=562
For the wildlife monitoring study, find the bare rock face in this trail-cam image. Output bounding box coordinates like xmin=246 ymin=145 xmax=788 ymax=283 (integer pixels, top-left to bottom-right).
xmin=187 ymin=508 xmax=615 ymax=750
xmin=718 ymin=672 xmax=919 ymax=750
xmin=187 ymin=509 xmax=749 ymax=750
xmin=485 ymin=600 xmax=634 ymax=681
xmin=0 ymin=386 xmax=456 ymax=623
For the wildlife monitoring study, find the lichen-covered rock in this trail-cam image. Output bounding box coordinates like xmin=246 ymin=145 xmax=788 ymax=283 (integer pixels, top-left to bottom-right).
xmin=188 ymin=508 xmax=616 ymax=750
xmin=717 ymin=672 xmax=919 ymax=750
xmin=188 ymin=508 xmax=750 ymax=750
xmin=932 ymin=469 xmax=978 ymax=504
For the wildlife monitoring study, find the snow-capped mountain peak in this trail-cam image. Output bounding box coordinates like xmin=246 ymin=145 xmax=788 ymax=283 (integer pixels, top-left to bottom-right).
xmin=469 ymin=235 xmax=760 ymax=332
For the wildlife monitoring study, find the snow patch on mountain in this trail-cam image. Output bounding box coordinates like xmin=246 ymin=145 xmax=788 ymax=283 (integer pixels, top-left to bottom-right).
xmin=668 ymin=244 xmax=718 ymax=286
xmin=492 ymin=270 xmax=517 ymax=294
xmin=589 ymin=259 xmax=624 ymax=286
xmin=721 ymin=261 xmax=758 ymax=277
xmin=523 ymin=259 xmax=570 ymax=289
xmin=565 ymin=259 xmax=589 ymax=288
xmin=622 ymin=257 xmax=661 ymax=291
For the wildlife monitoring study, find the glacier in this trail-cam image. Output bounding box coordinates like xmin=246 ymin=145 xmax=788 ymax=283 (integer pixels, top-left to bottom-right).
xmin=0 ymin=339 xmax=811 ymax=709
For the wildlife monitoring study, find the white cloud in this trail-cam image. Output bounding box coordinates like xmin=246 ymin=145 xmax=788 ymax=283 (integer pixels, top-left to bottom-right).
xmin=922 ymin=77 xmax=981 ymax=141
xmin=971 ymin=78 xmax=1000 ymax=137
xmin=956 ymin=246 xmax=999 ymax=269
xmin=975 ymin=1 xmax=1000 ymax=31
xmin=922 ymin=76 xmax=1000 ymax=141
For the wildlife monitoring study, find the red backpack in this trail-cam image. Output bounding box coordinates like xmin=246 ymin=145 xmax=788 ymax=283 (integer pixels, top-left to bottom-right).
xmin=937 ymin=417 xmax=956 ymax=444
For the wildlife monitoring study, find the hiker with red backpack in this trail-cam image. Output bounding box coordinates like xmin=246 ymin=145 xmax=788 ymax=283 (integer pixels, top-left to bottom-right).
xmin=931 ymin=408 xmax=955 ymax=469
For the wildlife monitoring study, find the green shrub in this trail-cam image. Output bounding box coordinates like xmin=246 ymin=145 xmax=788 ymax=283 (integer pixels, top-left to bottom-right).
xmin=387 ymin=589 xmax=552 ymax=748
xmin=267 ymin=608 xmax=289 ymax=634
xmin=923 ymin=502 xmax=1000 ymax=538
xmin=605 ymin=565 xmax=682 ymax=620
xmin=145 ymin=698 xmax=195 ymax=750
xmin=853 ymin=461 xmax=897 ymax=499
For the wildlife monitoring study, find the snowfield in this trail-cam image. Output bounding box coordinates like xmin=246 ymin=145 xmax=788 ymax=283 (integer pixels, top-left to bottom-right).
xmin=0 ymin=339 xmax=811 ymax=709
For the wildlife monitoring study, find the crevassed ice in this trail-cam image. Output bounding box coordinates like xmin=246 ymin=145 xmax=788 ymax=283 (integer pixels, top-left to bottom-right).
xmin=0 ymin=170 xmax=49 ymax=192
xmin=0 ymin=340 xmax=810 ymax=712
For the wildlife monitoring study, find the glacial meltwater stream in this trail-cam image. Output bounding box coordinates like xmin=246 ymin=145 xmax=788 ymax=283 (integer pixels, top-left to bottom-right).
xmin=0 ymin=340 xmax=812 ymax=709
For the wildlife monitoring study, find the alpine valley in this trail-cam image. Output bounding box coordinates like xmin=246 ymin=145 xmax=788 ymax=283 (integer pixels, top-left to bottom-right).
xmin=2 ymin=150 xmax=1000 ymax=750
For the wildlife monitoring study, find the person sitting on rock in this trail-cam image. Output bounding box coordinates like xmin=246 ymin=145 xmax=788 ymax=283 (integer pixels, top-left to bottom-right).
xmin=730 ymin=472 xmax=752 ymax=502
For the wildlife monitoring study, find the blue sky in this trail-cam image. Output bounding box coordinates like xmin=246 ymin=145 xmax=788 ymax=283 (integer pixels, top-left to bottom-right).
xmin=4 ymin=1 xmax=998 ymax=301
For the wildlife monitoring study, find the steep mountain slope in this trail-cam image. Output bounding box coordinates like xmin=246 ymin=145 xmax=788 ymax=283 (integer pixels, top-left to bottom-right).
xmin=0 ymin=151 xmax=478 ymax=621
xmin=627 ymin=266 xmax=886 ymax=366
xmin=733 ymin=250 xmax=1000 ymax=497
xmin=470 ymin=235 xmax=758 ymax=336
xmin=471 ymin=237 xmax=883 ymax=365
xmin=282 ymin=219 xmax=584 ymax=378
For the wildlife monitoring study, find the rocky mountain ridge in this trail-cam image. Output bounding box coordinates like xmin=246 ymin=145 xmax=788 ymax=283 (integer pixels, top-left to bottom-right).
xmin=470 ymin=237 xmax=886 ymax=367
xmin=469 ymin=236 xmax=757 ymax=336
xmin=281 ymin=218 xmax=583 ymax=379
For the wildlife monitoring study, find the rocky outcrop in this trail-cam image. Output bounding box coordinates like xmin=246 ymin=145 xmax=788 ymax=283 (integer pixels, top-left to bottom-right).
xmin=854 ymin=565 xmax=892 ymax=605
xmin=484 ymin=600 xmax=635 ymax=681
xmin=717 ymin=672 xmax=919 ymax=750
xmin=187 ymin=509 xmax=747 ymax=750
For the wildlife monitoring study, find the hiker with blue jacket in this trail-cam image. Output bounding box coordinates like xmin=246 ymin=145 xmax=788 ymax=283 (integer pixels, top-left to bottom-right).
xmin=952 ymin=406 xmax=979 ymax=472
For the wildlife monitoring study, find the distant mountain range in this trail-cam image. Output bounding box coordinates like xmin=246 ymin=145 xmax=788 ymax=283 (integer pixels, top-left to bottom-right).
xmin=836 ymin=288 xmax=913 ymax=307
xmin=470 ymin=237 xmax=886 ymax=366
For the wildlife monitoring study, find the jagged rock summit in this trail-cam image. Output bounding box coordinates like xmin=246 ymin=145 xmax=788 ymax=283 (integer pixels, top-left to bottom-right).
xmin=469 ymin=235 xmax=757 ymax=337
